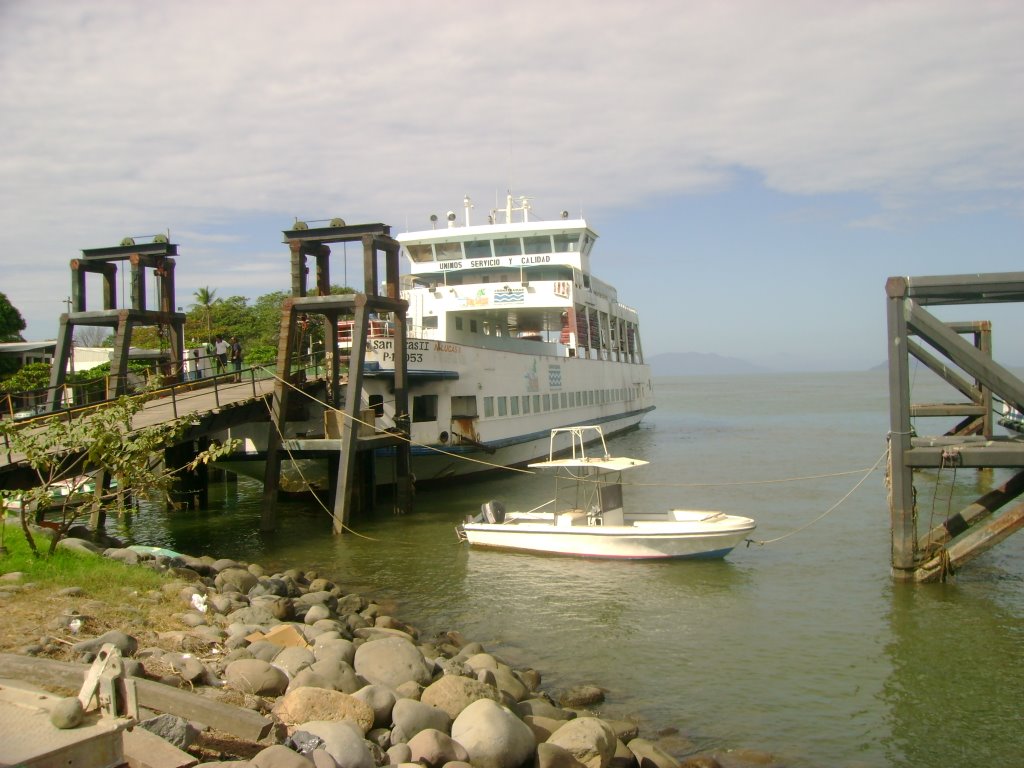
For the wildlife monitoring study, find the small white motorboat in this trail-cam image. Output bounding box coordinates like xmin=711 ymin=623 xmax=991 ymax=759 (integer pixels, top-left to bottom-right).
xmin=457 ymin=426 xmax=756 ymax=560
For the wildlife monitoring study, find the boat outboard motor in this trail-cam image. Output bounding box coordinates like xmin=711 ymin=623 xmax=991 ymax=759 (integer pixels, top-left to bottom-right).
xmin=481 ymin=500 xmax=506 ymax=524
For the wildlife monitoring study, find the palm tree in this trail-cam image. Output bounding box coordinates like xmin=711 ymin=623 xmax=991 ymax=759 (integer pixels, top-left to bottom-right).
xmin=193 ymin=286 xmax=218 ymax=344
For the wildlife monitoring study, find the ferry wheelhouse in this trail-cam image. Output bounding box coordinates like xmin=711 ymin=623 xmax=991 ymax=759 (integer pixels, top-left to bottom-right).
xmin=342 ymin=195 xmax=654 ymax=484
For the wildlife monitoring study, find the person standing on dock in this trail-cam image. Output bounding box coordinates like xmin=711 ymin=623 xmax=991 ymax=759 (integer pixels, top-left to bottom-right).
xmin=230 ymin=336 xmax=243 ymax=381
xmin=214 ymin=334 xmax=228 ymax=374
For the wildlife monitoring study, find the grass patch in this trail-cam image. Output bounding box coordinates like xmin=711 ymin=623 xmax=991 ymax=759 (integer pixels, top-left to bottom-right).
xmin=1 ymin=521 xmax=167 ymax=599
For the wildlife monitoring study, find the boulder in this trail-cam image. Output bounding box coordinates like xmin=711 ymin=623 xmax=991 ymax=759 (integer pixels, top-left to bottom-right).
xmin=421 ymin=674 xmax=500 ymax=719
xmin=406 ymin=728 xmax=470 ymax=767
xmin=352 ymin=684 xmax=396 ymax=729
xmin=251 ymin=743 xmax=315 ymax=767
xmin=492 ymin=665 xmax=529 ymax=702
xmin=225 ymin=658 xmax=290 ymax=696
xmin=274 ymin=646 xmax=316 ymax=677
xmin=162 ymin=652 xmax=208 ymax=684
xmin=517 ymin=698 xmax=575 ymax=721
xmin=524 ymin=714 xmax=566 ymax=743
xmin=314 ymin=638 xmax=356 ymax=666
xmin=537 ymin=742 xmax=588 ymax=768
xmin=104 ymin=547 xmax=141 ymax=565
xmin=627 ymin=738 xmax=681 ymax=768
xmin=558 ymin=685 xmax=606 ymax=708
xmin=227 ymin=605 xmax=282 ymax=627
xmin=352 ymin=636 xmax=431 ymax=689
xmin=139 ymin=713 xmax=199 ymax=750
xmin=287 ymin=669 xmax=336 ymax=694
xmin=248 ymin=640 xmax=284 ymax=663
xmin=386 ymin=743 xmax=412 ymax=765
xmin=273 ymin=687 xmax=375 ymax=734
xmin=57 ymin=538 xmax=103 ymax=556
xmin=216 ymin=567 xmax=259 ymax=594
xmin=450 ymin=698 xmax=535 ymax=768
xmin=304 ymin=604 xmax=332 ymax=625
xmin=308 ymin=658 xmax=360 ymax=693
xmin=294 ymin=721 xmax=374 ymax=768
xmin=50 ymin=697 xmax=84 ymax=729
xmin=72 ymin=630 xmax=138 ymax=658
xmin=390 ymin=698 xmax=452 ymax=743
xmin=547 ymin=717 xmax=617 ymax=768
xmin=462 ymin=652 xmax=498 ymax=672
xmin=336 ymin=593 xmax=366 ymax=614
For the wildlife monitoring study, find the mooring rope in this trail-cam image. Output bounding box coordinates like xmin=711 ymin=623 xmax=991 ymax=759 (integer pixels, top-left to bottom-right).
xmin=258 ymin=368 xmax=897 ymax=514
xmin=747 ymin=447 xmax=891 ymax=547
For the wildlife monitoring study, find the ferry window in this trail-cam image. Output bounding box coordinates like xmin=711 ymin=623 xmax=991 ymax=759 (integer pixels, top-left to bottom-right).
xmin=406 ymin=243 xmax=434 ymax=262
xmin=422 ymin=316 xmax=438 ymax=329
xmin=551 ymin=394 xmax=559 ymax=410
xmin=465 ymin=239 xmax=492 ymax=260
xmin=575 ymin=392 xmax=582 ymax=407
xmin=510 ymin=397 xmax=520 ymax=416
xmin=522 ymin=396 xmax=530 ymax=415
xmin=588 ymin=391 xmax=594 ymax=405
xmin=451 ymin=395 xmax=478 ymax=418
xmin=436 ymin=241 xmax=463 ymax=260
xmin=523 ymin=235 xmax=551 ymax=255
xmin=494 ymin=238 xmax=522 ymax=256
xmin=369 ymin=394 xmax=384 ymax=417
xmin=484 ymin=397 xmax=494 ymax=418
xmin=553 ymin=233 xmax=579 ymax=252
xmin=497 ymin=397 xmax=507 ymax=417
xmin=532 ymin=394 xmax=541 ymax=412
xmin=455 ymin=317 xmax=463 ymax=331
xmin=412 ymin=395 xmax=438 ymax=422
xmin=560 ymin=393 xmax=568 ymax=409
xmin=470 ymin=319 xmax=478 ymax=333
xmin=543 ymin=394 xmax=551 ymax=411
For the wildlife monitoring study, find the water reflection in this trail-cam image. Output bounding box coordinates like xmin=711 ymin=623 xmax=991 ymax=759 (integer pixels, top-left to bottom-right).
xmin=882 ymin=583 xmax=1024 ymax=767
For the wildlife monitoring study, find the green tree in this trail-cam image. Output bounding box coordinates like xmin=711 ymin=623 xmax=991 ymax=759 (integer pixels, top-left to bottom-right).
xmin=0 ymin=362 xmax=51 ymax=395
xmin=251 ymin=291 xmax=289 ymax=348
xmin=193 ymin=286 xmax=218 ymax=344
xmin=0 ymin=291 xmax=27 ymax=343
xmin=0 ymin=391 xmax=236 ymax=556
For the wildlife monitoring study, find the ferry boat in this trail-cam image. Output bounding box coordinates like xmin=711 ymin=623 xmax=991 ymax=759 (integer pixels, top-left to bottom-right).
xmin=341 ymin=194 xmax=655 ymax=485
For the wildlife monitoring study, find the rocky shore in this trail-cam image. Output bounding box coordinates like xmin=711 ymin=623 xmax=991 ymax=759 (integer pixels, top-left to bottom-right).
xmin=1 ymin=533 xmax=778 ymax=768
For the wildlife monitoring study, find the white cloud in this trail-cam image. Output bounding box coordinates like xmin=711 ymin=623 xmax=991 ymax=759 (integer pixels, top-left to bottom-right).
xmin=1 ymin=0 xmax=1022 ymax=345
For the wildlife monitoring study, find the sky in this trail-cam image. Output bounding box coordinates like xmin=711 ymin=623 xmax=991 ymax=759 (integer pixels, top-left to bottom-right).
xmin=1 ymin=0 xmax=1022 ymax=371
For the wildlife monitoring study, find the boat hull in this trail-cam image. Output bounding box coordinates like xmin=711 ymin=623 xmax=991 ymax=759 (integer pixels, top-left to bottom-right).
xmin=461 ymin=517 xmax=756 ymax=560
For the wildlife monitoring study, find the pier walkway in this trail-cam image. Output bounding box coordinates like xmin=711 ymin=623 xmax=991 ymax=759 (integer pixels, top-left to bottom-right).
xmin=0 ymin=367 xmax=283 ymax=477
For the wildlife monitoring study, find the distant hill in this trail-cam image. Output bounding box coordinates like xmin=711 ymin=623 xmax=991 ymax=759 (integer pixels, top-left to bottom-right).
xmin=648 ymin=352 xmax=768 ymax=376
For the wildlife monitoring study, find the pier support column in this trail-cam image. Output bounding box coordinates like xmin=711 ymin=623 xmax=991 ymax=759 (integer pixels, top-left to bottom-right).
xmin=886 ymin=277 xmax=917 ymax=580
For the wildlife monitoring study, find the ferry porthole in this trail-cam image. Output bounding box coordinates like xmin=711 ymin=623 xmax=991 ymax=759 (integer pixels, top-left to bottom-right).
xmin=439 ymin=431 xmax=449 ymax=443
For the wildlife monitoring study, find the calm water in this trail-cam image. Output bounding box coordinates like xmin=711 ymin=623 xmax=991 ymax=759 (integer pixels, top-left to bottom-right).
xmin=118 ymin=372 xmax=1024 ymax=767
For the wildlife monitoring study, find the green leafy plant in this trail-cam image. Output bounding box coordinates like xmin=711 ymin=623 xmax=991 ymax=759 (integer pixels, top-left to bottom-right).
xmin=0 ymin=389 xmax=237 ymax=557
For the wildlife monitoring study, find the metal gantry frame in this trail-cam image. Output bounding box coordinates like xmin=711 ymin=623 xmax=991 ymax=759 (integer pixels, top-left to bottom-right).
xmin=47 ymin=238 xmax=185 ymax=407
xmin=886 ymin=271 xmax=1024 ymax=581
xmin=260 ymin=221 xmax=413 ymax=533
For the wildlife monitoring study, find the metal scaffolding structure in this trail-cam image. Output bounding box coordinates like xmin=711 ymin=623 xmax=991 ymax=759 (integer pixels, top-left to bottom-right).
xmin=47 ymin=237 xmax=185 ymax=406
xmin=260 ymin=220 xmax=413 ymax=533
xmin=886 ymin=271 xmax=1024 ymax=581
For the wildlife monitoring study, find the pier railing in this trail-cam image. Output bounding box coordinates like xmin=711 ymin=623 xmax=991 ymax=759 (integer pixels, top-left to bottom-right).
xmin=0 ymin=351 xmax=328 ymax=465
